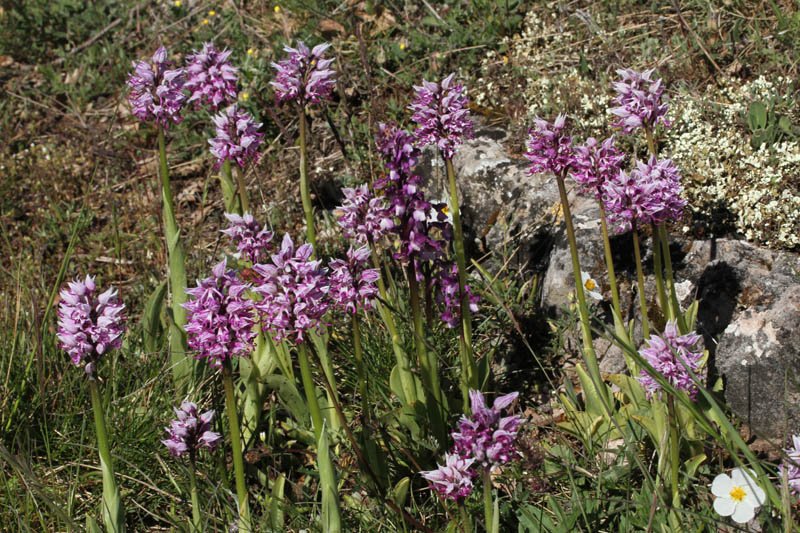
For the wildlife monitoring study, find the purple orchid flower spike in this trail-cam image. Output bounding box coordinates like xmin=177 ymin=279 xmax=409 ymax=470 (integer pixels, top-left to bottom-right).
xmin=610 ymin=68 xmax=670 ymax=134
xmin=209 ymin=104 xmax=263 ymax=169
xmin=183 ymin=259 xmax=257 ymax=369
xmin=162 ymin=402 xmax=222 ymax=459
xmin=637 ymin=320 xmax=705 ymax=400
xmin=452 ymin=389 xmax=523 ymax=469
xmin=127 ymin=46 xmax=187 ymax=128
xmin=185 ymin=42 xmax=239 ymax=110
xmin=271 ymin=41 xmax=336 ymax=106
xmin=524 ymin=114 xmax=574 ymax=175
xmin=409 ymin=73 xmax=473 ymax=160
xmin=328 ymin=246 xmax=380 ymax=314
xmin=420 ymin=453 xmax=476 ymax=502
xmin=373 ymin=122 xmax=450 ymax=268
xmin=335 ymin=184 xmax=395 ymax=244
xmin=601 ymin=155 xmax=685 ymax=234
xmin=436 ymin=261 xmax=479 ymax=328
xmin=252 ymin=234 xmax=330 ymax=343
xmin=570 ymin=136 xmax=626 ymax=200
xmin=222 ymin=212 xmax=274 ymax=264
xmin=56 ymin=275 xmax=126 ymax=377
xmin=635 ymin=156 xmax=686 ymax=225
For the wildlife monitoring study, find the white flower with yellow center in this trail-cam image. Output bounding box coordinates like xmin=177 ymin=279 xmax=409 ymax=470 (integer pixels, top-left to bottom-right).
xmin=711 ymin=468 xmax=766 ymax=524
xmin=581 ymin=271 xmax=602 ymax=301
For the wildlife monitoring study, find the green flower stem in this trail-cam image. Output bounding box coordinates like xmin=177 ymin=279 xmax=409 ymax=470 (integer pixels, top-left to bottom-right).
xmin=157 ymin=130 xmax=192 ymax=395
xmin=459 ymin=503 xmax=472 ymax=533
xmin=221 ymin=360 xmax=250 ymax=531
xmin=598 ymin=203 xmax=622 ymax=319
xmin=554 ymin=172 xmax=605 ymax=401
xmin=297 ymin=342 xmax=324 ymax=442
xmin=407 ymin=263 xmax=445 ymax=441
xmin=631 ymin=227 xmax=651 ymax=340
xmin=445 ymin=158 xmax=477 ymax=407
xmin=651 ymin=224 xmax=671 ymax=320
xmin=234 ymin=165 xmax=250 ymax=214
xmin=297 ymin=107 xmax=316 ymax=253
xmin=352 ymin=314 xmax=369 ymax=418
xmin=644 ymin=127 xmax=657 ymax=157
xmin=187 ymin=463 xmax=202 ymax=532
xmin=648 ymin=400 xmax=670 ymax=531
xmin=482 ymin=468 xmax=493 ymax=532
xmin=369 ymin=243 xmax=417 ymax=406
xmin=658 ymin=225 xmax=684 ymax=331
xmin=89 ymin=379 xmax=125 ymax=533
xmin=220 ymin=159 xmax=240 ymax=214
xmin=666 ymin=396 xmax=681 ymax=510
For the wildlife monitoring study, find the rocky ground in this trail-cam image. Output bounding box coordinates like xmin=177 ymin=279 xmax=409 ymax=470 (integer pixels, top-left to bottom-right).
xmin=434 ymin=126 xmax=800 ymax=441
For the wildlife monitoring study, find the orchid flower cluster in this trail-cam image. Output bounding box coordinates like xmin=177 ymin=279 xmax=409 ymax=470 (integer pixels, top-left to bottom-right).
xmin=271 ymin=42 xmax=337 ymax=106
xmin=184 ymin=42 xmax=239 ymax=110
xmin=337 ymin=121 xmax=478 ymax=328
xmin=421 ymin=390 xmax=523 ymax=501
xmin=636 ymin=320 xmax=705 ymax=399
xmin=127 ymin=43 xmax=263 ymax=169
xmin=525 ymin=113 xmax=685 ymax=235
xmin=56 ymin=275 xmax=126 ymax=377
xmin=182 ymin=216 xmax=382 ymax=354
xmin=162 ymin=402 xmax=222 ymax=459
xmin=409 ymin=73 xmax=474 ymax=160
xmin=56 ymin=275 xmax=127 ymax=531
xmin=182 ymin=259 xmax=257 ymax=368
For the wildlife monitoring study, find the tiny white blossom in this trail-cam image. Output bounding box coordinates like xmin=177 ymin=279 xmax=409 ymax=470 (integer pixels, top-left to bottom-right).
xmin=581 ymin=271 xmax=602 ymax=301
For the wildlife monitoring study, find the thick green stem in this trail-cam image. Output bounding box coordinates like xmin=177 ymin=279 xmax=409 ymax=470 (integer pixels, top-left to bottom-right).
xmin=644 ymin=127 xmax=657 ymax=157
xmin=352 ymin=314 xmax=369 ymax=417
xmin=482 ymin=468 xmax=493 ymax=532
xmin=220 ymin=159 xmax=240 ymax=214
xmin=157 ymin=130 xmax=191 ymax=395
xmin=297 ymin=342 xmax=324 ymax=441
xmin=598 ymin=203 xmax=622 ymax=319
xmin=234 ymin=165 xmax=250 ymax=214
xmin=222 ymin=361 xmax=250 ymax=531
xmin=652 ymin=224 xmax=671 ymax=321
xmin=631 ymin=228 xmax=651 ymax=340
xmin=555 ymin=173 xmax=605 ymax=400
xmin=89 ymin=380 xmax=124 ymax=533
xmin=408 ymin=264 xmax=445 ymax=441
xmin=445 ymin=158 xmax=477 ymax=404
xmin=297 ymin=108 xmax=316 ymax=252
xmin=369 ymin=243 xmax=417 ymax=406
xmin=658 ymin=225 xmax=684 ymax=331
xmin=667 ymin=396 xmax=681 ymax=510
xmin=188 ymin=463 xmax=202 ymax=532
xmin=459 ymin=503 xmax=472 ymax=533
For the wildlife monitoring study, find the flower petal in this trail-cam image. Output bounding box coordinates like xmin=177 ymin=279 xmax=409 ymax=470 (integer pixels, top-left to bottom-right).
xmin=713 ymin=497 xmax=735 ymax=517
xmin=711 ymin=474 xmax=733 ymax=497
xmin=730 ymin=502 xmax=755 ymax=524
xmin=744 ymin=484 xmax=766 ymax=507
